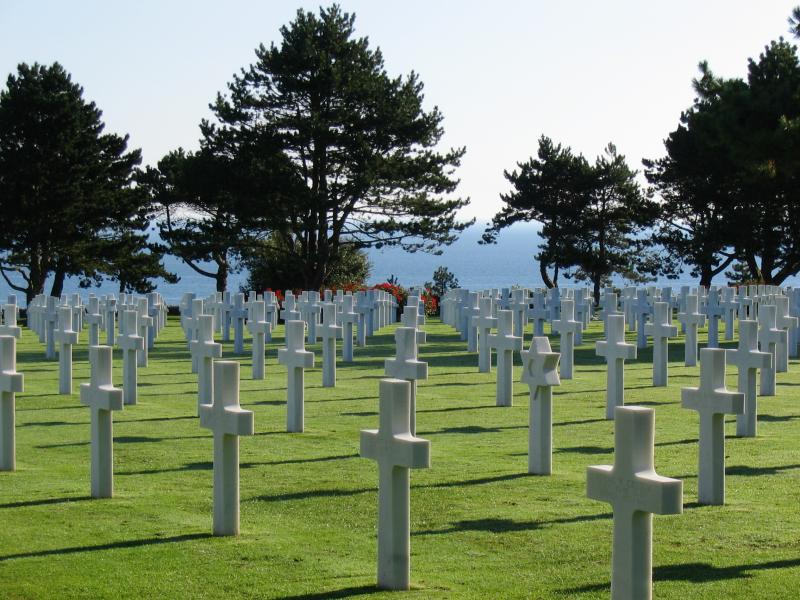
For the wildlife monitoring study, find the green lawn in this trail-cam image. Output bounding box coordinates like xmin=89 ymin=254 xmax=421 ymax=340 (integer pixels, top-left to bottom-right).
xmin=1 ymin=314 xmax=799 ymax=599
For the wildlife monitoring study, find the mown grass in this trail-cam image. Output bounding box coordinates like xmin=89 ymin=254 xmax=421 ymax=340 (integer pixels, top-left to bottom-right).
xmin=1 ymin=314 xmax=799 ymax=599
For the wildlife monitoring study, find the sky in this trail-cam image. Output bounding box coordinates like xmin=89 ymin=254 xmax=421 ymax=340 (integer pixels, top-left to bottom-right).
xmin=1 ymin=1 xmax=798 ymax=223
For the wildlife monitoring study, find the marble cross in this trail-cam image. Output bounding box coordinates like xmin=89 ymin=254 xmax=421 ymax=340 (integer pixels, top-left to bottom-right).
xmin=681 ymin=348 xmax=744 ymax=505
xmin=726 ymin=320 xmax=771 ymax=438
xmin=704 ymin=289 xmax=724 ymax=348
xmin=80 ymin=345 xmax=124 ymax=498
xmin=774 ymin=295 xmax=798 ymax=373
xmin=632 ymin=290 xmax=651 ymax=349
xmin=644 ymin=302 xmax=678 ymax=387
xmin=199 ymin=360 xmax=254 ymax=536
xmin=385 ymin=326 xmax=428 ymax=435
xmin=600 ymin=292 xmax=621 ymax=335
xmin=528 ymin=290 xmax=549 ymax=337
xmin=520 ymin=336 xmax=561 ymax=474
xmin=190 ymin=314 xmax=222 ymax=412
xmin=757 ymin=305 xmax=785 ymax=397
xmin=0 ymin=336 xmax=23 ymax=471
xmin=278 ymin=320 xmax=314 ymax=432
xmin=472 ymin=297 xmax=497 ymax=373
xmin=401 ymin=304 xmax=426 ymax=346
xmin=247 ymin=300 xmax=271 ymax=380
xmin=551 ymin=299 xmax=581 ymax=379
xmin=85 ymin=297 xmax=103 ymax=347
xmin=720 ymin=287 xmax=738 ymax=341
xmin=587 ymin=406 xmax=683 ymax=600
xmin=105 ymin=298 xmax=117 ymax=346
xmin=360 ymin=378 xmax=431 ymax=591
xmin=54 ymin=306 xmax=79 ymax=395
xmin=596 ymin=314 xmax=637 ymax=420
xmin=136 ymin=298 xmax=153 ymax=368
xmin=340 ymin=295 xmax=358 ymax=362
xmin=0 ymin=303 xmax=21 ymax=339
xmin=676 ymin=294 xmax=705 ymax=367
xmin=118 ymin=310 xmax=144 ymax=406
xmin=488 ymin=310 xmax=523 ymax=407
xmin=319 ymin=302 xmax=342 ymax=388
xmin=231 ymin=293 xmax=248 ymax=354
xmin=44 ymin=296 xmax=59 ymax=359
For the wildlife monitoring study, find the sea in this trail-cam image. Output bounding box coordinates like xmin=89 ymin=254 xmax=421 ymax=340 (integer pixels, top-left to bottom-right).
xmin=1 ymin=223 xmax=797 ymax=306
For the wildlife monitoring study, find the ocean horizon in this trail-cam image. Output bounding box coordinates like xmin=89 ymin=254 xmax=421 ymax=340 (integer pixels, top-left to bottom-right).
xmin=1 ymin=223 xmax=797 ymax=305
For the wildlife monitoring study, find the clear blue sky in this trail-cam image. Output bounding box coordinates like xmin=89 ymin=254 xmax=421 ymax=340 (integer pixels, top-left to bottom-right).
xmin=2 ymin=1 xmax=797 ymax=221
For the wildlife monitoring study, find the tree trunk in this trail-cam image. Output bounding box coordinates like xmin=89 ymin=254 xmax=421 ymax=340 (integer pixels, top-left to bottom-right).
xmin=592 ymin=277 xmax=601 ymax=307
xmin=539 ymin=260 xmax=554 ymax=289
xmin=50 ymin=260 xmax=66 ymax=298
xmin=216 ymin=261 xmax=228 ymax=292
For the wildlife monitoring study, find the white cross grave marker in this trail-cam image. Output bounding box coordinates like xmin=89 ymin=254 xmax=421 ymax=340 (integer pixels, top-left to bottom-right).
xmin=643 ymin=302 xmax=677 ymax=387
xmin=360 ymin=378 xmax=431 ymax=591
xmin=596 ymin=314 xmax=637 ymax=420
xmin=199 ymin=360 xmax=254 ymax=536
xmin=340 ymin=295 xmax=358 ymax=362
xmin=757 ymin=305 xmax=785 ymax=397
xmin=726 ymin=320 xmax=771 ymax=438
xmin=385 ymin=326 xmax=428 ymax=435
xmin=118 ymin=310 xmax=144 ymax=406
xmin=80 ymin=345 xmax=124 ymax=498
xmin=488 ymin=310 xmax=522 ymax=407
xmin=586 ymin=406 xmax=683 ymax=600
xmin=319 ymin=302 xmax=342 ymax=388
xmin=277 ymin=320 xmax=314 ymax=432
xmin=0 ymin=336 xmax=23 ymax=471
xmin=190 ymin=314 xmax=222 ymax=412
xmin=247 ymin=301 xmax=271 ymax=380
xmin=676 ymin=294 xmax=705 ymax=367
xmin=552 ymin=299 xmax=582 ymax=380
xmin=472 ymin=296 xmax=497 ymax=373
xmin=681 ymin=348 xmax=744 ymax=505
xmin=54 ymin=306 xmax=78 ymax=395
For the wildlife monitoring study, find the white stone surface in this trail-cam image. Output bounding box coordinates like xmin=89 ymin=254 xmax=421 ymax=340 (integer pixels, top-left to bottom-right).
xmin=552 ymin=299 xmax=581 ymax=379
xmin=488 ymin=310 xmax=522 ymax=407
xmin=319 ymin=302 xmax=342 ymax=388
xmin=247 ymin=301 xmax=270 ymax=380
xmin=676 ymin=294 xmax=705 ymax=367
xmin=521 ymin=336 xmax=560 ymax=474
xmin=472 ymin=297 xmax=497 ymax=373
xmin=726 ymin=320 xmax=771 ymax=438
xmin=278 ymin=320 xmax=314 ymax=432
xmin=53 ymin=306 xmax=78 ymax=395
xmin=644 ymin=302 xmax=678 ymax=387
xmin=758 ymin=305 xmax=786 ymax=397
xmin=586 ymin=406 xmax=683 ymax=600
xmin=385 ymin=326 xmax=428 ymax=435
xmin=190 ymin=314 xmax=222 ymax=412
xmin=118 ymin=310 xmax=144 ymax=406
xmin=199 ymin=360 xmax=254 ymax=536
xmin=80 ymin=345 xmax=124 ymax=498
xmin=340 ymin=295 xmax=358 ymax=362
xmin=596 ymin=314 xmax=637 ymax=420
xmin=0 ymin=336 xmax=23 ymax=471
xmin=681 ymin=348 xmax=744 ymax=505
xmin=360 ymin=378 xmax=431 ymax=591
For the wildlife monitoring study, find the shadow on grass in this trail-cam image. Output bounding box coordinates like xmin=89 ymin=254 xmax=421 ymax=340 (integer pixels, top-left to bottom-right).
xmin=0 ymin=533 xmax=212 ymax=562
xmin=0 ymin=496 xmax=92 ymax=509
xmin=416 ymin=512 xmax=612 ymax=536
xmin=36 ymin=434 xmax=210 ymax=448
xmin=273 ymin=584 xmax=382 ymax=599
xmin=418 ymin=425 xmax=525 ymax=435
xmin=727 ymin=464 xmax=800 ymax=477
xmin=565 ymin=557 xmax=800 ymax=593
xmin=120 ymin=454 xmax=359 ymax=476
xmin=555 ymin=445 xmax=612 ymax=455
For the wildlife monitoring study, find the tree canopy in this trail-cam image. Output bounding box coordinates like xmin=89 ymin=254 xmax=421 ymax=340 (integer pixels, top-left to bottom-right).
xmin=0 ymin=62 xmax=172 ymax=302
xmin=194 ymin=4 xmax=472 ymax=289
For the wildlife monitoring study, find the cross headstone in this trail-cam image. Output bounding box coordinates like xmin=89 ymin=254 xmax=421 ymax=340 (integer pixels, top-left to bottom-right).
xmin=0 ymin=303 xmax=21 ymax=339
xmin=384 ymin=327 xmax=428 ymax=435
xmin=551 ymin=299 xmax=581 ymax=380
xmin=247 ymin=301 xmax=271 ymax=380
xmin=774 ymin=295 xmax=798 ymax=373
xmin=80 ymin=345 xmax=124 ymax=498
xmin=488 ymin=310 xmax=522 ymax=407
xmin=726 ymin=320 xmax=771 ymax=438
xmin=757 ymin=304 xmax=785 ymax=397
xmin=44 ymin=296 xmax=58 ymax=360
xmin=521 ymin=336 xmax=560 ymax=474
xmin=231 ymin=293 xmax=248 ymax=354
xmin=199 ymin=360 xmax=254 ymax=536
xmin=643 ymin=302 xmax=678 ymax=387
xmin=53 ymin=306 xmax=78 ymax=395
xmin=85 ymin=297 xmax=103 ymax=347
xmin=360 ymin=378 xmax=431 ymax=591
xmin=190 ymin=314 xmax=222 ymax=412
xmin=509 ymin=289 xmax=529 ymax=339
xmin=681 ymin=348 xmax=744 ymax=505
xmin=319 ymin=302 xmax=342 ymax=388
xmin=277 ymin=320 xmax=314 ymax=432
xmin=676 ymin=294 xmax=705 ymax=366
xmin=720 ymin=287 xmax=738 ymax=341
xmin=340 ymin=295 xmax=358 ymax=362
xmin=0 ymin=336 xmax=23 ymax=471
xmin=220 ymin=292 xmax=233 ymax=342
xmin=528 ymin=290 xmax=549 ymax=337
xmin=104 ymin=298 xmax=117 ymax=346
xmin=632 ymin=290 xmax=651 ymax=349
xmin=596 ymin=314 xmax=637 ymax=420
xmin=472 ymin=297 xmax=497 ymax=373
xmin=587 ymin=406 xmax=682 ymax=600
xmin=118 ymin=310 xmax=144 ymax=406
xmin=704 ymin=289 xmax=724 ymax=348
xmin=600 ymin=292 xmax=621 ymax=335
